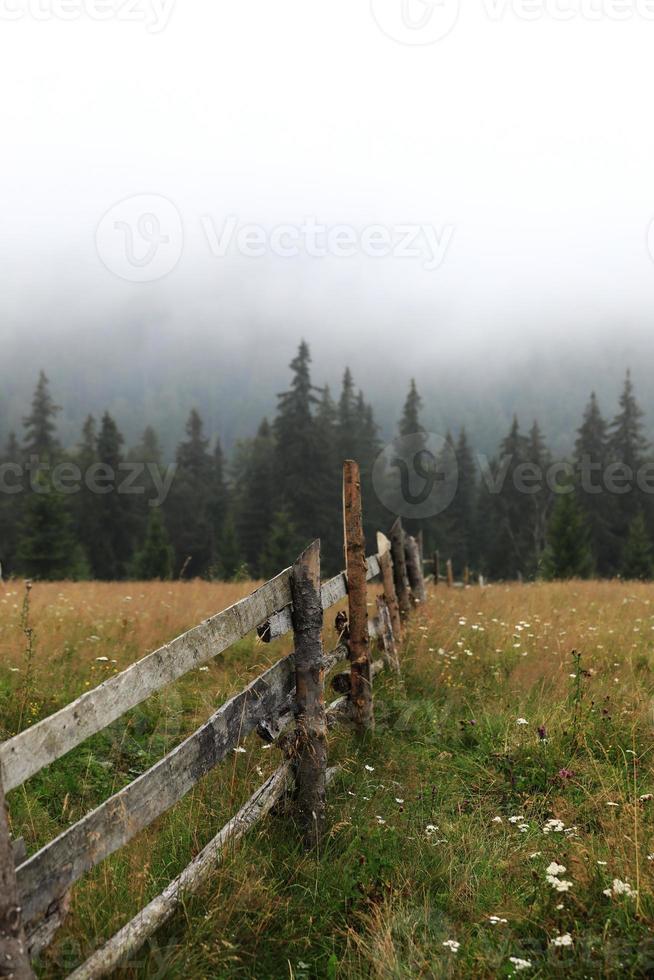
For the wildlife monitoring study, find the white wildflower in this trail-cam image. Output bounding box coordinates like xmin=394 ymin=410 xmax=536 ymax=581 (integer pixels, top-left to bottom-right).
xmin=604 ymin=878 xmax=637 ymax=898
xmin=546 ymin=862 xmax=566 ymax=876
xmin=550 ymin=933 xmax=573 ymax=947
xmin=509 ymin=957 xmax=532 ymax=972
xmin=95 ymin=656 xmax=109 ymax=662
xmin=492 ymin=816 xmax=503 ymax=823
xmin=516 ymin=718 xmax=529 ymax=726
xmin=508 ymin=815 xmax=524 ymax=824
xmin=233 ymin=746 xmax=246 ymax=753
xmin=442 ymin=940 xmax=460 ymax=953
xmin=543 ymin=818 xmax=565 ymax=834
xmin=364 ymin=764 xmax=374 ymax=772
xmin=488 ymin=915 xmax=508 ymax=924
xmin=528 ymin=852 xmax=542 ymax=859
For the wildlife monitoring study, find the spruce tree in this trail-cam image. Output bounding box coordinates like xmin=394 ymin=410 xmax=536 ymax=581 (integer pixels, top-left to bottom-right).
xmin=447 ymin=428 xmax=477 ymax=570
xmin=165 ymin=409 xmax=215 ymax=578
xmin=608 ymin=370 xmax=650 ymax=536
xmin=574 ymin=392 xmax=617 ymax=575
xmin=90 ymin=412 xmax=134 ymax=579
xmin=621 ymin=511 xmax=653 ymax=580
xmin=23 ymin=371 xmax=61 ymax=460
xmin=232 ymin=418 xmax=276 ymax=576
xmin=15 ymin=475 xmax=81 ymax=580
xmin=314 ymin=385 xmax=341 ymax=573
xmin=273 ymin=342 xmax=322 ymax=542
xmin=0 ymin=433 xmax=22 ymax=574
xmin=399 ymin=379 xmax=424 ymax=438
xmin=132 ymin=507 xmax=173 ymax=580
xmin=525 ymin=420 xmax=553 ymax=576
xmin=543 ymin=493 xmax=593 ymax=580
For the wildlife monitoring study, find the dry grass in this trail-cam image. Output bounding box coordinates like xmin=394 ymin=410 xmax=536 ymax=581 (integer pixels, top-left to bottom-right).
xmin=2 ymin=577 xmax=654 ymax=977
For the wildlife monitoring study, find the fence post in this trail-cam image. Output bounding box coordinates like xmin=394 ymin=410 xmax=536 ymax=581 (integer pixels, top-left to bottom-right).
xmin=405 ymin=535 xmax=426 ymax=604
xmin=446 ymin=558 xmax=454 ymax=587
xmin=376 ymin=596 xmax=400 ymax=674
xmin=378 ymin=547 xmax=402 ymax=643
xmin=389 ymin=518 xmax=411 ymax=619
xmin=343 ymin=460 xmax=374 ymax=732
xmin=290 ymin=539 xmax=327 ymax=845
xmin=433 ymin=550 xmax=440 ymax=586
xmin=0 ymin=773 xmax=35 ymax=980
xmin=463 ymin=565 xmax=470 ymax=586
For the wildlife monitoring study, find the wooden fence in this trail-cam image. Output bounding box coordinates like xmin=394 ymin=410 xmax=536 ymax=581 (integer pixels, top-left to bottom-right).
xmin=0 ymin=461 xmax=428 ymax=980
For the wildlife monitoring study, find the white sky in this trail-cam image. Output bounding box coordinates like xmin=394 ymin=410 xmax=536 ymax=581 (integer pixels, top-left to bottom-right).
xmin=2 ymin=1 xmax=654 ymax=361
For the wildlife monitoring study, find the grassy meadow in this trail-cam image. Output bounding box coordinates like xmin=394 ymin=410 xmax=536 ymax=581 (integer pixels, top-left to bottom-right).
xmin=2 ymin=578 xmax=654 ymax=978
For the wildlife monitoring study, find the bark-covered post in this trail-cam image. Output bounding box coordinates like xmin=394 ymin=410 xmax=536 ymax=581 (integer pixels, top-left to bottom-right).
xmin=463 ymin=565 xmax=470 ymax=586
xmin=433 ymin=550 xmax=440 ymax=586
xmin=405 ymin=535 xmax=426 ymax=604
xmin=446 ymin=558 xmax=454 ymax=587
xmin=290 ymin=540 xmax=328 ymax=845
xmin=389 ymin=518 xmax=411 ymax=619
xmin=0 ymin=773 xmax=35 ymax=980
xmin=343 ymin=460 xmax=374 ymax=731
xmin=376 ymin=596 xmax=400 ymax=673
xmin=378 ymin=549 xmax=402 ymax=643
xmin=416 ymin=529 xmax=424 ymax=567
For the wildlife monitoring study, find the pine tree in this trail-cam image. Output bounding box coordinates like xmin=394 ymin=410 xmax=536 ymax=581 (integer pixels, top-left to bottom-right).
xmin=621 ymin=511 xmax=653 ymax=580
xmin=209 ymin=438 xmax=230 ymax=557
xmin=525 ymin=420 xmax=553 ymax=576
xmin=314 ymin=385 xmax=341 ymax=574
xmin=132 ymin=507 xmax=173 ymax=580
xmin=165 ymin=409 xmax=215 ymax=578
xmin=71 ymin=415 xmax=100 ymax=571
xmin=484 ymin=417 xmax=532 ymax=579
xmin=0 ymin=433 xmax=23 ymax=575
xmin=90 ymin=412 xmax=134 ymax=579
xmin=336 ymin=368 xmax=358 ymax=461
xmin=273 ymin=342 xmax=322 ymax=542
xmin=574 ymin=392 xmax=617 ymax=575
xmin=399 ymin=379 xmax=424 ymax=438
xmin=260 ymin=509 xmax=304 ymax=580
xmin=446 ymin=428 xmax=477 ymax=570
xmin=232 ymin=418 xmax=276 ymax=577
xmin=543 ymin=493 xmax=593 ymax=580
xmin=609 ymin=371 xmax=648 ymax=473
xmin=15 ymin=475 xmax=82 ymax=580
xmin=23 ymin=371 xmax=61 ymax=460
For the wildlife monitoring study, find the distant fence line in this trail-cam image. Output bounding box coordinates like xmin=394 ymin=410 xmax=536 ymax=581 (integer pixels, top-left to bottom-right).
xmin=0 ymin=459 xmax=445 ymax=980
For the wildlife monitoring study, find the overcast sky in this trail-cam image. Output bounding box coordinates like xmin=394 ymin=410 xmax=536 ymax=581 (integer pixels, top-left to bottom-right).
xmin=2 ymin=1 xmax=654 ymax=370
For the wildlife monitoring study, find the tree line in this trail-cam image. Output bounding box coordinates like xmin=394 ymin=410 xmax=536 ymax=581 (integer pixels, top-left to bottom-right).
xmin=0 ymin=343 xmax=652 ymax=581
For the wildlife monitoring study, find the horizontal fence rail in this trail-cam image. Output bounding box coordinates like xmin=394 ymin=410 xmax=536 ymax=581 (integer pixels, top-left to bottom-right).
xmin=0 ymin=459 xmax=431 ymax=980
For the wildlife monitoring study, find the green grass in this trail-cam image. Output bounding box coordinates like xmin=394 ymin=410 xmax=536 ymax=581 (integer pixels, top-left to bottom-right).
xmin=5 ymin=580 xmax=654 ymax=977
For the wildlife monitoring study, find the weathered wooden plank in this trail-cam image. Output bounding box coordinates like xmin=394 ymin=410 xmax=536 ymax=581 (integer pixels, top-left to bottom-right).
xmin=258 ymin=557 xmax=381 ymax=643
xmin=0 ymin=771 xmax=34 ymax=979
xmin=17 ymin=651 xmax=296 ymax=942
xmin=1 ymin=570 xmax=293 ymax=793
xmin=290 ymin=541 xmax=327 ymax=842
xmin=343 ymin=461 xmax=373 ymax=731
xmin=66 ymin=764 xmax=342 ymax=980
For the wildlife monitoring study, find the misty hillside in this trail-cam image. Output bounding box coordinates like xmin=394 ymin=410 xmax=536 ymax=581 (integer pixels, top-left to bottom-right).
xmin=2 ymin=320 xmax=652 ymax=461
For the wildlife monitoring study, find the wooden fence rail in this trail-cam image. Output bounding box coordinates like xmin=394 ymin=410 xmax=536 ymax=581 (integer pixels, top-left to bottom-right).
xmin=0 ymin=460 xmax=428 ymax=979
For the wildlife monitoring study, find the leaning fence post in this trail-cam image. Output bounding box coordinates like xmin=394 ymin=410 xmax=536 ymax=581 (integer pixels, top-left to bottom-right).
xmin=290 ymin=539 xmax=328 ymax=845
xmin=405 ymin=535 xmax=426 ymax=604
xmin=376 ymin=596 xmax=400 ymax=674
xmin=343 ymin=460 xmax=374 ymax=732
xmin=0 ymin=771 xmax=35 ymax=980
xmin=376 ymin=537 xmax=402 ymax=643
xmin=433 ymin=550 xmax=440 ymax=586
xmin=389 ymin=518 xmax=411 ymax=619
xmin=446 ymin=558 xmax=454 ymax=587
